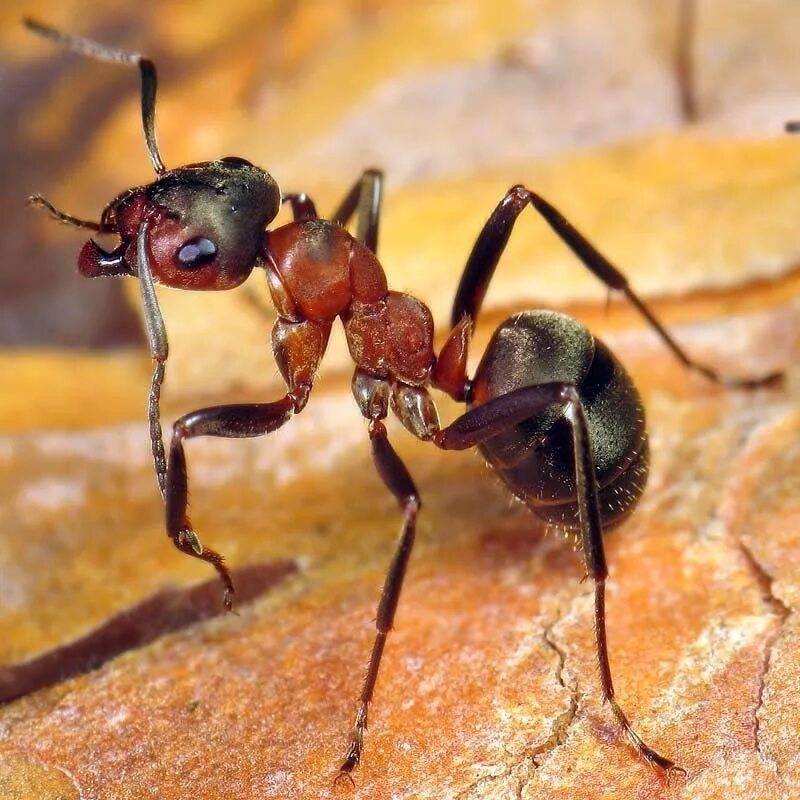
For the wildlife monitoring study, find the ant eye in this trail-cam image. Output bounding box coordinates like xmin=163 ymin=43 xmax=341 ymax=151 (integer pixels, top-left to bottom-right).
xmin=176 ymin=236 xmax=217 ymax=269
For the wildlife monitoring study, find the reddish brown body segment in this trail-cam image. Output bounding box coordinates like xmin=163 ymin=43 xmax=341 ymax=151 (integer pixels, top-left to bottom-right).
xmin=267 ymin=221 xmax=355 ymax=321
xmin=343 ymin=293 xmax=435 ymax=385
xmin=266 ymin=219 xmax=435 ymax=388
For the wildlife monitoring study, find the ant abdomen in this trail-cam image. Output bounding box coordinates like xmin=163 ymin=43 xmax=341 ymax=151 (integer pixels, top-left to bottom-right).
xmin=470 ymin=310 xmax=649 ymax=529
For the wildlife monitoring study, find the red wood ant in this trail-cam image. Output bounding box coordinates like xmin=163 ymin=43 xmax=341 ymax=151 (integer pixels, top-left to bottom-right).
xmin=25 ymin=18 xmax=779 ymax=785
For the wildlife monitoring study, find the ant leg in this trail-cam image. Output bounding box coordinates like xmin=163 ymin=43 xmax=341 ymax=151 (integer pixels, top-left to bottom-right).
xmin=25 ymin=18 xmax=165 ymax=175
xmin=27 ymin=194 xmax=107 ymax=231
xmin=451 ymin=186 xmax=780 ymax=388
xmin=283 ymin=169 xmax=383 ymax=247
xmin=139 ymin=223 xmax=231 ymax=600
xmin=336 ymin=418 xmax=420 ymax=785
xmin=165 ymin=316 xmax=330 ymax=608
xmin=282 ymin=193 xmax=318 ymax=221
xmin=166 ymin=397 xmax=298 ymax=609
xmin=431 ymin=315 xmax=473 ymax=402
xmin=433 ymin=383 xmax=683 ymax=775
xmin=331 ymin=168 xmax=383 ymax=253
xmin=138 ymin=224 xmax=332 ymax=606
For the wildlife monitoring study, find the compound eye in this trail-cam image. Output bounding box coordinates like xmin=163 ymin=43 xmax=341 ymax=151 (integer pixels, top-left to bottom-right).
xmin=176 ymin=236 xmax=217 ymax=269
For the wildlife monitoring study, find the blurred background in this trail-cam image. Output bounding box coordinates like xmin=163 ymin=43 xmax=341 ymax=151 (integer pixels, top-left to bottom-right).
xmin=3 ymin=7 xmax=800 ymax=796
xmin=2 ymin=0 xmax=800 ymax=353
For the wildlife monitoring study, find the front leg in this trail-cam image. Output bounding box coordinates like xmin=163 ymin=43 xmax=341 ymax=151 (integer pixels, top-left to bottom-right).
xmin=166 ymin=396 xmax=298 ymax=610
xmin=165 ymin=317 xmax=331 ymax=608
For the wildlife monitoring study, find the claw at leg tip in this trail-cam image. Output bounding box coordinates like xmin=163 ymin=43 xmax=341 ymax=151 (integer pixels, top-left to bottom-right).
xmin=223 ymin=589 xmax=237 ymax=614
xmin=332 ymin=769 xmax=356 ymax=790
xmin=665 ymin=763 xmax=688 ymax=784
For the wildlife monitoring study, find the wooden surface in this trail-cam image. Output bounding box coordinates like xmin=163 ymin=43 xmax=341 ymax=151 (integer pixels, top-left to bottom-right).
xmin=1 ymin=2 xmax=799 ymax=798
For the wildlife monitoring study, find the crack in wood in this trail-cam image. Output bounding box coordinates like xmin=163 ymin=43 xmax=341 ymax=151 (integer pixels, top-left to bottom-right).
xmin=455 ymin=622 xmax=580 ymax=799
xmin=735 ymin=541 xmax=791 ymax=773
xmin=530 ymin=626 xmax=579 ymax=767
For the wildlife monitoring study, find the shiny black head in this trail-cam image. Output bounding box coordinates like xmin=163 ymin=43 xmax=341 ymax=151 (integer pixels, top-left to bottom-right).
xmin=104 ymin=159 xmax=282 ymax=289
xmin=24 ymin=20 xmax=283 ymax=289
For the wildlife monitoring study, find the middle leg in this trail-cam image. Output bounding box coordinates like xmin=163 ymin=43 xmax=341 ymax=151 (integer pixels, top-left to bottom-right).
xmin=336 ymin=380 xmax=421 ymax=783
xmin=331 ymin=168 xmax=383 ymax=253
xmin=281 ymin=168 xmax=384 ymax=251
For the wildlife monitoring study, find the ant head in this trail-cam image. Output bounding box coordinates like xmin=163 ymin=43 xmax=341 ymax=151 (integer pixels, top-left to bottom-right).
xmin=93 ymin=158 xmax=281 ymax=289
xmin=24 ymin=21 xmax=282 ymax=290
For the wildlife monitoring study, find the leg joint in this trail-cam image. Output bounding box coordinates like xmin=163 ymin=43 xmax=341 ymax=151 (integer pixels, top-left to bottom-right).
xmin=506 ymin=184 xmax=533 ymax=211
xmin=289 ymin=384 xmax=311 ymax=413
xmin=404 ymin=494 xmax=421 ymax=515
xmin=171 ymin=418 xmax=190 ymax=445
xmin=368 ymin=419 xmax=387 ymax=439
xmin=560 ymin=383 xmax=581 ymax=407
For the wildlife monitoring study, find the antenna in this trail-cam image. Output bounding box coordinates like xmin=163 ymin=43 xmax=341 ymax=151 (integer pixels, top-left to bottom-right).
xmin=25 ymin=18 xmax=166 ymax=175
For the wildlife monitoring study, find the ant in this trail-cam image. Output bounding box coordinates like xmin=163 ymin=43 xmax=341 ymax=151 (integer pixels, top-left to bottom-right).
xmin=25 ymin=18 xmax=780 ymax=785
